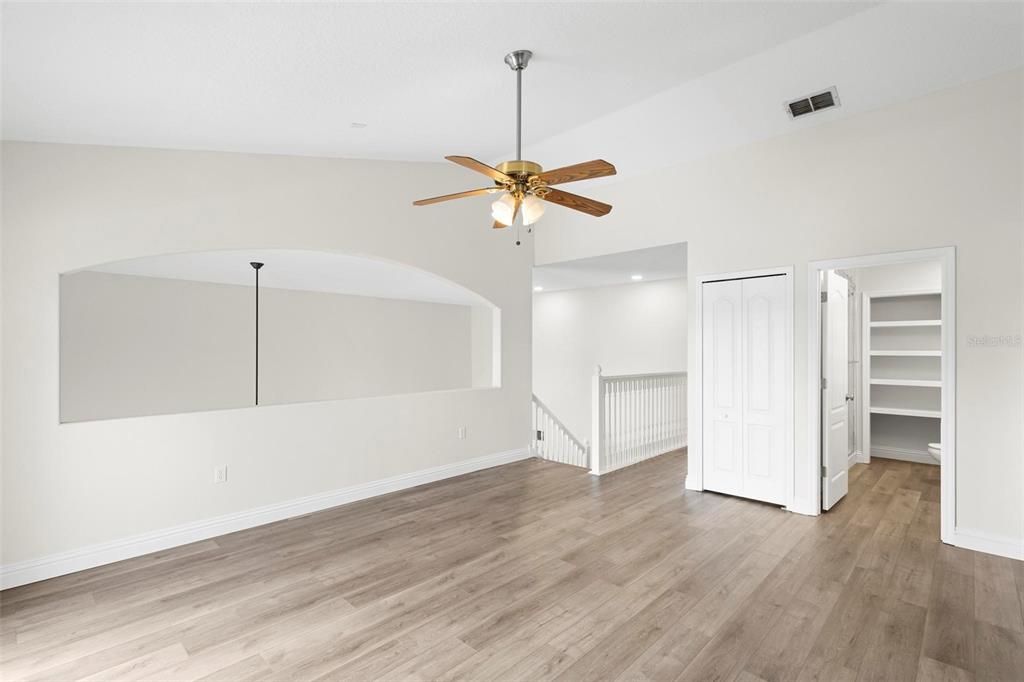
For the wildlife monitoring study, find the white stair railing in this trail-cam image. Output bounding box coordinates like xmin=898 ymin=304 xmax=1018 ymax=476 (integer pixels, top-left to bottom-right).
xmin=531 ymin=394 xmax=589 ymax=469
xmin=591 ymin=367 xmax=687 ymax=475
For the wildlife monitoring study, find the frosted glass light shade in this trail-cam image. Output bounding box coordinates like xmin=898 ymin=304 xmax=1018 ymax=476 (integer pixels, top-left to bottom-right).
xmin=522 ymin=194 xmax=546 ymax=225
xmin=491 ymin=194 xmax=517 ymax=226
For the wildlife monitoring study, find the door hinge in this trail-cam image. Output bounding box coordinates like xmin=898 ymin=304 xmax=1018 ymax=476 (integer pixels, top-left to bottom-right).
xmin=536 ymin=430 xmax=544 ymax=441
xmin=821 ymin=465 xmax=827 ymax=477
xmin=821 ymin=291 xmax=828 ymax=303
xmin=821 ymin=377 xmax=828 ymax=390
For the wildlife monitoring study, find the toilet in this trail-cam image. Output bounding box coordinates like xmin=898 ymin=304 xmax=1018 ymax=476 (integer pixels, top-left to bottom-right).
xmin=927 ymin=442 xmax=941 ymax=464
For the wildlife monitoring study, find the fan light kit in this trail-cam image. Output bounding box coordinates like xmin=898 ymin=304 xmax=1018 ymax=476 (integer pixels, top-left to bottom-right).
xmin=414 ymin=50 xmax=616 ymax=243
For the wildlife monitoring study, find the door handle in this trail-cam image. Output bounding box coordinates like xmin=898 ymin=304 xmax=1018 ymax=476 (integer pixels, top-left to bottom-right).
xmin=845 ymin=395 xmax=854 ymax=402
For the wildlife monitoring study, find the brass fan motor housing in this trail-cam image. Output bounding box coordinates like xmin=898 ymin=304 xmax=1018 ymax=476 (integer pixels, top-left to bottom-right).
xmin=495 ymin=160 xmax=551 ymax=198
xmin=496 ymin=159 xmax=542 ymax=176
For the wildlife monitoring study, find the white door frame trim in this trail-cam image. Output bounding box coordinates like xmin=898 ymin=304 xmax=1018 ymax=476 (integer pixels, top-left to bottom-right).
xmin=806 ymin=247 xmax=956 ymax=544
xmin=859 ymin=292 xmax=872 ymax=466
xmin=688 ymin=265 xmax=795 ymax=510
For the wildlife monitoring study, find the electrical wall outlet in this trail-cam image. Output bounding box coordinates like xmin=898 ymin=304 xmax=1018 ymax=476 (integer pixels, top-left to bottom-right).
xmin=457 ymin=426 xmax=467 ymax=440
xmin=213 ymin=465 xmax=228 ymax=484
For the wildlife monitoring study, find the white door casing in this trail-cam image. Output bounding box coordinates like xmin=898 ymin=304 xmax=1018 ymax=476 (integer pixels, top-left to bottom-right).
xmin=822 ymin=270 xmax=850 ymax=510
xmin=859 ymin=293 xmax=872 ymax=467
xmin=702 ymin=274 xmax=788 ymax=505
xmin=806 ymin=247 xmax=955 ymax=549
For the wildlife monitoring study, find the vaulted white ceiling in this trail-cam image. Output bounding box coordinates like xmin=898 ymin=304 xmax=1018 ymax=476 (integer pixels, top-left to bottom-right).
xmin=3 ymin=2 xmax=1021 ymax=183
xmin=530 ymin=2 xmax=1024 ymax=181
xmin=2 ymin=2 xmax=871 ymax=163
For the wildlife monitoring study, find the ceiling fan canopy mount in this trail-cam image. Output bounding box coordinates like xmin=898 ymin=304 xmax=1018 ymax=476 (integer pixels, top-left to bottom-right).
xmin=503 ymin=49 xmax=533 ymax=72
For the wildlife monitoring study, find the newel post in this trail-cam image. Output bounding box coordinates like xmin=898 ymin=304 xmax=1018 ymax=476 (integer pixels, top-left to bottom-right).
xmin=591 ymin=365 xmax=603 ymax=475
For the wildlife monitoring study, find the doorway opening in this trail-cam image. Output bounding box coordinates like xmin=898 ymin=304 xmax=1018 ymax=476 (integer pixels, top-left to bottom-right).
xmin=531 ymin=243 xmax=688 ymax=474
xmin=809 ymin=248 xmax=955 ymax=544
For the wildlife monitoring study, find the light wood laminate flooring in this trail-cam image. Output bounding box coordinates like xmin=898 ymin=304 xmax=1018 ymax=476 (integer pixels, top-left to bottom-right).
xmin=2 ymin=451 xmax=1023 ymax=681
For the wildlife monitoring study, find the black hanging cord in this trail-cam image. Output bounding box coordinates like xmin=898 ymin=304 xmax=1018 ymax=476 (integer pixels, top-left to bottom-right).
xmin=250 ymin=262 xmax=264 ymax=405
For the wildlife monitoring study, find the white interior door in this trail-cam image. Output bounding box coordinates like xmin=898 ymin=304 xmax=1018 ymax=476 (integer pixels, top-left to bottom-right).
xmin=822 ymin=270 xmax=850 ymax=510
xmin=702 ymin=280 xmax=743 ymax=497
xmin=740 ymin=275 xmax=788 ymax=504
xmin=702 ymin=275 xmax=789 ymax=505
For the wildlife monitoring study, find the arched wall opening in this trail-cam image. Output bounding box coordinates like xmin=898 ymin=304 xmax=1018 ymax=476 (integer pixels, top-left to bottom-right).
xmin=60 ymin=249 xmax=502 ymax=422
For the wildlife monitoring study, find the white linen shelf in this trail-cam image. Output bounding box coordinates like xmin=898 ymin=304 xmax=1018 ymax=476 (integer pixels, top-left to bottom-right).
xmin=867 ymin=291 xmax=942 ymax=464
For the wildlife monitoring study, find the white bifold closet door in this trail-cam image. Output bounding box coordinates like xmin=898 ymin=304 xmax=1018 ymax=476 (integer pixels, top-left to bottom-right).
xmin=702 ymin=274 xmax=788 ymax=505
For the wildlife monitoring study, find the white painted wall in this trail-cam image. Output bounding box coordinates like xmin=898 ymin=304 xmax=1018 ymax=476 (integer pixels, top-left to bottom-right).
xmin=60 ymin=271 xmax=484 ymax=422
xmin=535 ymin=70 xmax=1024 ymax=552
xmin=260 ymin=285 xmax=477 ymax=405
xmin=471 ymin=304 xmax=498 ymax=389
xmin=851 ymin=260 xmax=942 ymax=295
xmin=1 ymin=142 xmax=531 ymax=569
xmin=532 ymin=278 xmax=687 ymax=441
xmin=60 ymin=272 xmax=253 ymax=422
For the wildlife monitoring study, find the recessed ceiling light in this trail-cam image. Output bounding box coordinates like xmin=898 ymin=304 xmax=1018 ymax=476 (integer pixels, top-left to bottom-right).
xmin=533 ymin=286 xmax=544 ymax=292
xmin=350 ymin=122 xmax=368 ymax=129
xmin=631 ymin=274 xmax=643 ymax=281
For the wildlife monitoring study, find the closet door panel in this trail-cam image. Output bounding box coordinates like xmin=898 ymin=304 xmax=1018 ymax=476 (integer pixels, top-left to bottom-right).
xmin=740 ymin=276 xmax=788 ymax=505
xmin=702 ymin=280 xmax=743 ymax=496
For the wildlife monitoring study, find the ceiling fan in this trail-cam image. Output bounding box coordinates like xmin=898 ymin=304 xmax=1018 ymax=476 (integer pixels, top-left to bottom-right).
xmin=413 ymin=50 xmax=616 ymax=235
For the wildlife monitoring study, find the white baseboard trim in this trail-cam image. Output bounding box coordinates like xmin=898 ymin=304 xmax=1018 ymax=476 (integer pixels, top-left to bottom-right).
xmin=951 ymin=527 xmax=1024 ymax=561
xmin=872 ymin=446 xmax=939 ymax=466
xmin=0 ymin=448 xmax=531 ymax=590
xmin=597 ymin=441 xmax=687 ymax=477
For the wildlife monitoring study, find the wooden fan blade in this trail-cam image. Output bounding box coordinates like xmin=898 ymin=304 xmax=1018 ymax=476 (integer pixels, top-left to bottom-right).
xmin=413 ymin=188 xmax=496 ymax=206
xmin=445 ymin=156 xmax=511 ymax=182
xmin=541 ymin=188 xmax=612 ymax=217
xmin=492 ymin=221 xmax=507 ymax=229
xmin=537 ymin=159 xmax=616 ymax=186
